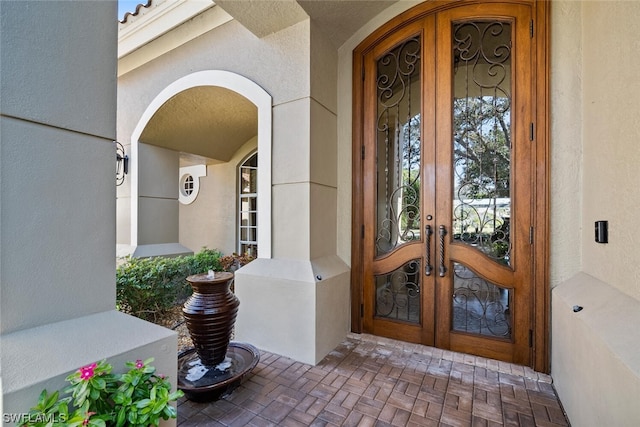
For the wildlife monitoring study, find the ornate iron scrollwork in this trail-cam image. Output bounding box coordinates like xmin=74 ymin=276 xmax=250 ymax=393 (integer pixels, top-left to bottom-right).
xmin=375 ymin=259 xmax=421 ymax=324
xmin=375 ymin=37 xmax=422 ymax=256
xmin=452 ymin=21 xmax=512 ymax=266
xmin=452 ymin=262 xmax=511 ymax=338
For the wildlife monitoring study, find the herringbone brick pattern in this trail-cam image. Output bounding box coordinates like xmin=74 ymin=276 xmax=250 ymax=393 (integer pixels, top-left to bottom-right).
xmin=177 ymin=334 xmax=569 ymax=426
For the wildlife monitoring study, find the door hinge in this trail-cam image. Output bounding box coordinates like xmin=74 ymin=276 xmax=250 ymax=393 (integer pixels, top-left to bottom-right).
xmin=530 ymin=20 xmax=534 ymax=38
xmin=362 ymin=65 xmax=365 ymax=81
xmin=360 ymin=303 xmax=364 ymax=317
xmin=530 ymin=123 xmax=534 ymax=141
xmin=361 ymin=145 xmax=365 ymax=160
xmin=529 ymin=329 xmax=534 ymax=347
xmin=361 ymin=224 xmax=365 ymax=239
xmin=529 ymin=226 xmax=534 ymax=244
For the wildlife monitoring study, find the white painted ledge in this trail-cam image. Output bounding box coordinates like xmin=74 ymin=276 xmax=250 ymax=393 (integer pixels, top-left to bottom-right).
xmin=132 ymin=243 xmax=194 ymax=258
xmin=552 ymin=272 xmax=640 ymax=427
xmin=1 ymin=310 xmax=177 ymax=419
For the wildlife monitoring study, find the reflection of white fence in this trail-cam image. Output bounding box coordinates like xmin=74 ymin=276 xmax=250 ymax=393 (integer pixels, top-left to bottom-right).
xmin=453 ymin=198 xmax=510 ymax=234
xmin=454 ymin=197 xmax=511 ymax=209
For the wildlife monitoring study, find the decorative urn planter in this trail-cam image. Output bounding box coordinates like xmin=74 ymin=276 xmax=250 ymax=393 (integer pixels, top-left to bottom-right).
xmin=177 ymin=271 xmax=260 ymax=402
xmin=182 ymin=271 xmax=239 ymax=366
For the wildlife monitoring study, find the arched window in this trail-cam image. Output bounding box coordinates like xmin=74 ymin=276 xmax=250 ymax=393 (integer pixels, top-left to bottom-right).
xmin=238 ymin=152 xmax=258 ymax=256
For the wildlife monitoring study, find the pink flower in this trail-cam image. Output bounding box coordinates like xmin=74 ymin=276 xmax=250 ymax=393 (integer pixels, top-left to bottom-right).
xmin=135 ymin=359 xmax=144 ymax=369
xmin=79 ymin=363 xmax=97 ymax=380
xmin=82 ymin=412 xmax=96 ymax=426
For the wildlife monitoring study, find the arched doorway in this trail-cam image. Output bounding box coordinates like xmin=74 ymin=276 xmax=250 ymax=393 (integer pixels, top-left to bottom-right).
xmin=351 ymin=0 xmax=549 ymax=370
xmin=127 ymin=71 xmax=272 ymax=258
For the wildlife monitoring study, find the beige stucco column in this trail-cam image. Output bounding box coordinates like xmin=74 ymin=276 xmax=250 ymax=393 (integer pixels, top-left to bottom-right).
xmin=234 ymin=20 xmax=350 ymax=365
xmin=0 ymin=1 xmax=176 ymax=419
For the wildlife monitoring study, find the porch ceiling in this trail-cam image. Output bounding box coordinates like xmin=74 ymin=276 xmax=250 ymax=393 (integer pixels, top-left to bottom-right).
xmin=140 ymin=86 xmax=257 ymax=163
xmin=297 ymin=0 xmax=399 ymax=47
xmin=214 ymin=0 xmax=399 ymax=47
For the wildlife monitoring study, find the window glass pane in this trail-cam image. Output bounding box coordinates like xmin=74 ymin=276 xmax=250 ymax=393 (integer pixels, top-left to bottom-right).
xmin=375 ymin=259 xmax=421 ymax=324
xmin=246 ymin=153 xmax=257 ymax=167
xmin=238 ymin=152 xmax=258 ymax=255
xmin=452 ymin=21 xmax=512 ymax=266
xmin=248 ymin=169 xmax=257 ymax=193
xmin=249 ymin=197 xmax=257 ymax=211
xmin=452 ymin=262 xmax=511 ymax=339
xmin=375 ymin=36 xmax=422 ymax=257
xmin=241 ymin=243 xmax=257 ymax=258
xmin=241 ymin=168 xmax=257 ymax=194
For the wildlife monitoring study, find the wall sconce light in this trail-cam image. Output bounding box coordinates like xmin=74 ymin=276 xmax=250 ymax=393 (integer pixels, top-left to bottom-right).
xmin=116 ymin=141 xmax=129 ymax=186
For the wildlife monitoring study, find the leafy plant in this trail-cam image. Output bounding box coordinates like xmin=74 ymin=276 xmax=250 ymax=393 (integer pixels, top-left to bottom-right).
xmin=116 ymin=248 xmax=224 ymax=321
xmin=219 ymin=252 xmax=255 ymax=272
xmin=185 ymin=248 xmax=223 ymax=274
xmin=20 ymin=359 xmax=183 ymax=427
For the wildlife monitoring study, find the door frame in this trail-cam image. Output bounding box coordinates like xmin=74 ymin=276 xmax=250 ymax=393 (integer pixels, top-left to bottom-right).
xmin=350 ymin=0 xmax=550 ymax=373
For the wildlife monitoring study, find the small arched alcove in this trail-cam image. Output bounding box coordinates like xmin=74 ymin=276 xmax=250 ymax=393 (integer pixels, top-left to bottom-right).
xmin=128 ymin=71 xmax=272 ymax=258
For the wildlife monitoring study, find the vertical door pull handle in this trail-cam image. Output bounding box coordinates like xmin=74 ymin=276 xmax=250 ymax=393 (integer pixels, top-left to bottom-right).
xmin=425 ymin=225 xmax=433 ymax=276
xmin=439 ymin=225 xmax=447 ymax=277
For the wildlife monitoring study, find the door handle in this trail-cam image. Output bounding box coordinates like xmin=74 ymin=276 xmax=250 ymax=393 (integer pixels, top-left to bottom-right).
xmin=439 ymin=225 xmax=447 ymax=277
xmin=425 ymin=225 xmax=433 ymax=276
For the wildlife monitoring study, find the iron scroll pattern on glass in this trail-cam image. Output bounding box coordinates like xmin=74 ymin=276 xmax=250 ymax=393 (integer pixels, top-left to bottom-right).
xmin=452 ymin=262 xmax=511 ymax=339
xmin=375 ymin=259 xmax=421 ymax=324
xmin=375 ymin=37 xmax=422 ymax=256
xmin=452 ymin=21 xmax=512 ymax=265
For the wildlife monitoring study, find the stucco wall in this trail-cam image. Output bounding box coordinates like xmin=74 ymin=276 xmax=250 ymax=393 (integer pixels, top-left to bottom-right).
xmin=1 ymin=0 xmax=117 ymax=333
xmin=549 ymin=0 xmax=583 ymax=289
xmin=118 ymin=18 xmax=311 ymax=253
xmin=550 ymin=2 xmax=640 ymax=425
xmin=179 ymin=138 xmax=257 ymax=254
xmin=1 ymin=1 xmax=177 ymax=420
xmin=581 ymin=1 xmax=640 ymax=301
xmin=118 ymin=9 xmax=351 ymax=364
xmin=138 ymin=143 xmax=180 ymax=245
xmin=118 ymin=19 xmax=310 ymax=143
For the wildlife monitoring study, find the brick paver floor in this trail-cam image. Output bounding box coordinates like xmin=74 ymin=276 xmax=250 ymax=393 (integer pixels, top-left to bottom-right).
xmin=177 ymin=333 xmax=569 ymax=426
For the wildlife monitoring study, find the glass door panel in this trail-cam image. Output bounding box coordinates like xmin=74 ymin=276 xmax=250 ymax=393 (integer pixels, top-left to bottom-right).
xmin=362 ymin=18 xmax=433 ymax=346
xmin=452 ymin=21 xmax=512 ymax=266
xmin=452 ymin=262 xmax=511 ymax=338
xmin=358 ymin=2 xmax=535 ymax=366
xmin=375 ymin=37 xmax=422 ymax=257
xmin=375 ymin=259 xmax=421 ymax=324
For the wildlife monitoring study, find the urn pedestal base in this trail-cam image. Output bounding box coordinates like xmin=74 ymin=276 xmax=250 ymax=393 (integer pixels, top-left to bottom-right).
xmin=177 ymin=342 xmax=260 ymax=402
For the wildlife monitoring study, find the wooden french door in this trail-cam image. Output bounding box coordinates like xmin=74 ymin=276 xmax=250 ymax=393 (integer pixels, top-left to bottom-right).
xmin=353 ymin=1 xmax=548 ymax=368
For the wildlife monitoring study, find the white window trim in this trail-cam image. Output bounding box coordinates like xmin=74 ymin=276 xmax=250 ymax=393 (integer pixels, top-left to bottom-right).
xmin=238 ymin=152 xmax=258 ymax=255
xmin=179 ymin=164 xmax=206 ymax=205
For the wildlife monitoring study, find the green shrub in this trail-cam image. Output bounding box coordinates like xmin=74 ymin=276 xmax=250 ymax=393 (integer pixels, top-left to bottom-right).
xmin=184 ymin=247 xmax=223 ymax=274
xmin=116 ymin=248 xmax=223 ymax=321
